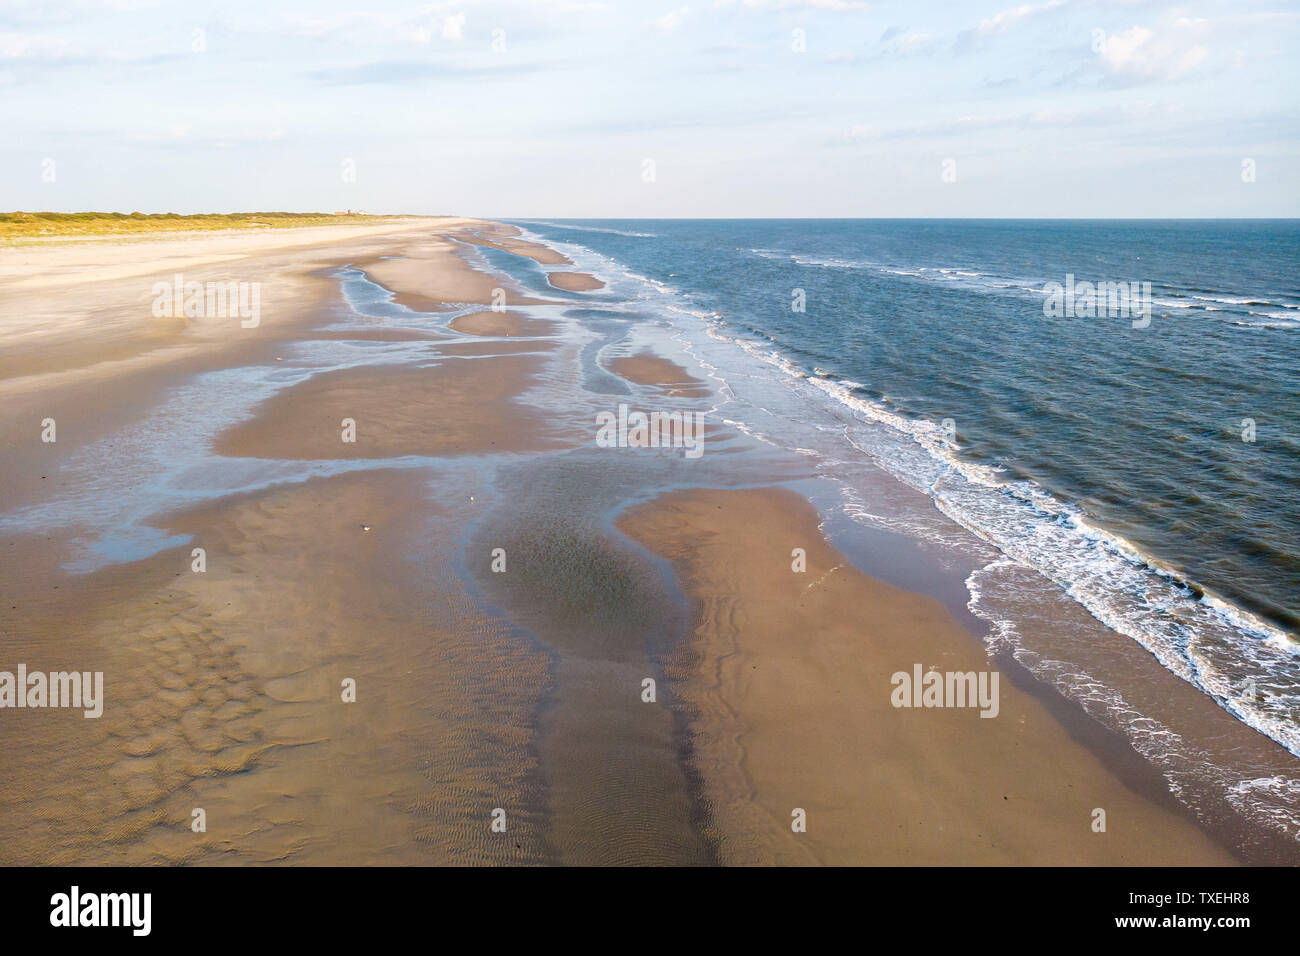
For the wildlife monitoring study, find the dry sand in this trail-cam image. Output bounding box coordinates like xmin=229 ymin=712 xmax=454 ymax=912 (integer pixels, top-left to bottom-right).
xmin=0 ymin=216 xmax=476 ymax=391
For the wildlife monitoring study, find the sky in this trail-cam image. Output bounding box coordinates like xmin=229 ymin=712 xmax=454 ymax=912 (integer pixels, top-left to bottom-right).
xmin=2 ymin=0 xmax=1297 ymax=217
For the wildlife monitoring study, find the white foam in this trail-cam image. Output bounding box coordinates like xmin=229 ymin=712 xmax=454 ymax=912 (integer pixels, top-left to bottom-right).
xmin=513 ymin=220 xmax=656 ymax=238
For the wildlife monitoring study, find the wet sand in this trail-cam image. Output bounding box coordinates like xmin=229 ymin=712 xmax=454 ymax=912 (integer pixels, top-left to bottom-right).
xmin=0 ymin=216 xmax=1258 ymax=865
xmin=358 ymin=238 xmax=555 ymax=312
xmin=606 ymin=352 xmax=712 ymax=398
xmin=449 ymin=310 xmax=556 ymax=337
xmin=617 ymin=487 xmax=1238 ymax=865
xmin=212 ymin=355 xmax=569 ymax=460
xmin=447 ymin=223 xmax=573 ymax=266
xmin=0 ymin=469 xmax=551 ymax=864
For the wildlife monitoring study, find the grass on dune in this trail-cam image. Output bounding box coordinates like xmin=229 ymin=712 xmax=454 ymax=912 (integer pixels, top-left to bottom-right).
xmin=0 ymin=211 xmax=423 ymax=240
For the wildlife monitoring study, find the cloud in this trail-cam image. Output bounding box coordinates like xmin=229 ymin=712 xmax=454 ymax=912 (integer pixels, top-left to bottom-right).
xmin=891 ymin=31 xmax=932 ymax=54
xmin=1097 ymin=23 xmax=1208 ymax=82
xmin=414 ymin=11 xmax=467 ymax=43
xmin=442 ymin=12 xmax=466 ymax=40
xmin=282 ymin=13 xmax=391 ymax=41
xmin=853 ymin=29 xmax=936 ymax=62
xmin=306 ymin=58 xmax=539 ymax=85
xmin=716 ymin=0 xmax=870 ymax=9
xmin=834 ymin=105 xmax=1142 ymax=146
xmin=127 ymin=127 xmax=285 ymax=150
xmin=954 ymin=0 xmax=1066 ymax=52
xmin=975 ymin=0 xmax=1065 ymax=38
xmin=655 ymin=6 xmax=689 ymax=32
xmin=0 ymin=30 xmax=182 ymax=84
xmin=0 ymin=0 xmax=158 ymax=28
xmin=0 ymin=32 xmax=69 ymax=58
xmin=528 ymin=0 xmax=605 ymax=10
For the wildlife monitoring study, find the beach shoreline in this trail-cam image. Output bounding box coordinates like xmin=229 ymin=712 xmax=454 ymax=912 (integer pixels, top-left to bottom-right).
xmin=0 ymin=216 xmax=1280 ymax=865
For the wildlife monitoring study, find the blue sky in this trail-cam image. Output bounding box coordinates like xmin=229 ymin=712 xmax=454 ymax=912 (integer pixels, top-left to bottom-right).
xmin=3 ymin=0 xmax=1297 ymax=216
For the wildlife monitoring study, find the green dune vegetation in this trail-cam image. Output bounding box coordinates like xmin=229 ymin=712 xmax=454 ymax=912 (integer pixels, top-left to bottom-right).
xmin=0 ymin=211 xmax=417 ymax=241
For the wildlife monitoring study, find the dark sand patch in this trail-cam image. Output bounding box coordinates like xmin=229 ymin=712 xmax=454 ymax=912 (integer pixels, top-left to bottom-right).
xmin=213 ymin=354 xmax=570 ymax=459
xmin=468 ymin=494 xmax=711 ymax=865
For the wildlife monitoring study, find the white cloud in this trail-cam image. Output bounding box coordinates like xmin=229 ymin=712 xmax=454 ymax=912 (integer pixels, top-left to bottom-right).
xmin=894 ymin=31 xmax=932 ymax=53
xmin=528 ymin=0 xmax=606 ymax=10
xmin=442 ymin=12 xmax=466 ymax=40
xmin=836 ymin=105 xmax=1148 ymax=146
xmin=655 ymin=7 xmax=689 ymax=31
xmin=1098 ymin=23 xmax=1208 ymax=81
xmin=975 ymin=0 xmax=1065 ymax=38
xmin=0 ymin=33 xmax=68 ymax=58
xmin=715 ymin=0 xmax=869 ymax=9
xmin=128 ymin=127 xmax=284 ymax=148
xmin=413 ymin=11 xmax=467 ymax=43
xmin=281 ymin=11 xmax=400 ymax=42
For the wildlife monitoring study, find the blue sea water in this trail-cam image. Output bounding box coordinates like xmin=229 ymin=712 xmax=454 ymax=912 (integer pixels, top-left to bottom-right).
xmin=509 ymin=218 xmax=1300 ymax=773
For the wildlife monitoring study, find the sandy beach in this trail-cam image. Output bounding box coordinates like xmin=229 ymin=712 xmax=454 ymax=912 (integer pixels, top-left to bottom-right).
xmin=619 ymin=487 xmax=1235 ymax=864
xmin=0 ymin=217 xmax=1269 ymax=865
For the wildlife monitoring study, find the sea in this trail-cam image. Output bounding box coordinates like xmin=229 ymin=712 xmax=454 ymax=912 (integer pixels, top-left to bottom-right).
xmin=504 ymin=218 xmax=1300 ymax=851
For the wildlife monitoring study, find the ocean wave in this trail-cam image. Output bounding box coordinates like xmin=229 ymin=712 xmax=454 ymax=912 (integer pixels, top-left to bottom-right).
xmin=1226 ymin=776 xmax=1300 ymax=840
xmin=969 ymin=560 xmax=1300 ymax=842
xmin=1232 ymin=318 xmax=1300 ymax=329
xmin=514 ymin=220 xmax=656 ymax=238
xmin=808 ymin=372 xmax=1300 ymax=754
xmin=752 ymin=248 xmax=1297 ymax=328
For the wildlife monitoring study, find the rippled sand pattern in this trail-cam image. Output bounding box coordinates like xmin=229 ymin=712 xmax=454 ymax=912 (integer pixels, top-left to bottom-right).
xmin=0 ymin=470 xmax=553 ymax=864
